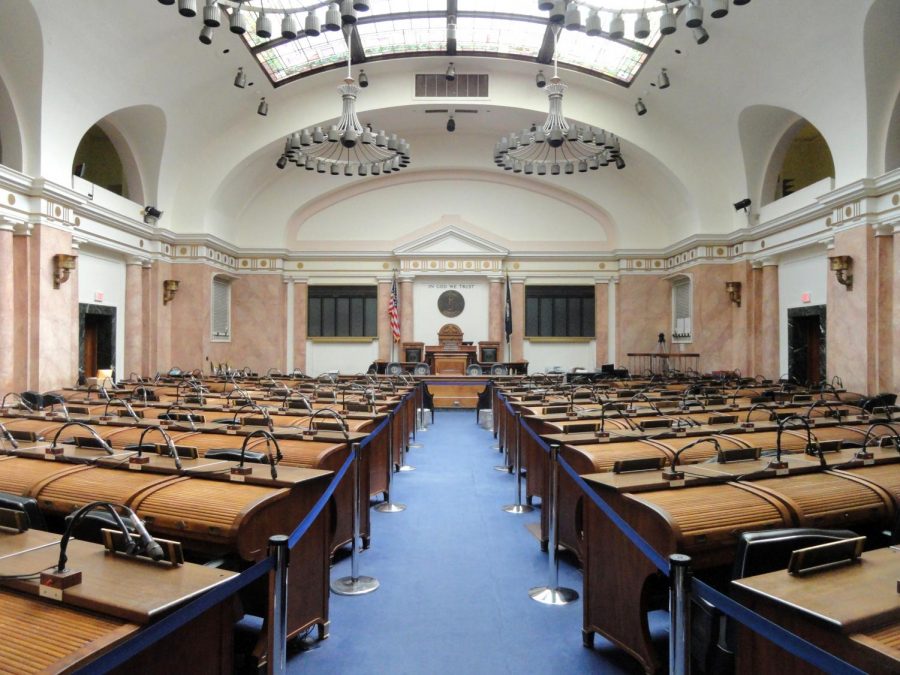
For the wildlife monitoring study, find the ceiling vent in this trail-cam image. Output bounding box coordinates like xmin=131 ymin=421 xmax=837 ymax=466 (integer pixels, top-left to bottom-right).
xmin=415 ymin=74 xmax=489 ymax=98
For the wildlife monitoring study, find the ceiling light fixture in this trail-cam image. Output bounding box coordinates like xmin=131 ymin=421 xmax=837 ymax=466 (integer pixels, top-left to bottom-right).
xmin=447 ymin=115 xmax=456 ymax=133
xmin=279 ymin=25 xmax=410 ymax=177
xmin=536 ymin=70 xmax=546 ymax=88
xmin=233 ymin=66 xmax=246 ymax=88
xmin=635 ymin=98 xmax=647 ymax=116
xmin=358 ymin=69 xmax=368 ymax=87
xmin=494 ymin=27 xmax=623 ymax=177
xmin=657 ymin=68 xmax=670 ymax=89
xmin=257 ymin=97 xmax=268 ymax=116
xmin=693 ymin=26 xmax=710 ymax=44
xmin=445 ymin=62 xmax=456 ymax=82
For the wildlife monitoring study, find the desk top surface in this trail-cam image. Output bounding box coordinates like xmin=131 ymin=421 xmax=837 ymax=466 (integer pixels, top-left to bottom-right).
xmin=0 ymin=528 xmax=61 ymax=559
xmin=733 ymin=546 xmax=900 ymax=634
xmin=0 ymin=539 xmax=237 ymax=624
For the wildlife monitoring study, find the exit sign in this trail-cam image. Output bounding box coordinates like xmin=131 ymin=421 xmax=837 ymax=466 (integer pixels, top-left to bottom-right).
xmin=801 ymin=292 xmax=811 ymax=303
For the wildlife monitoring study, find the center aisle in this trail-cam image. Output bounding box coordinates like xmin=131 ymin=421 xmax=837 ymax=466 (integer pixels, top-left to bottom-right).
xmin=292 ymin=409 xmax=655 ymax=674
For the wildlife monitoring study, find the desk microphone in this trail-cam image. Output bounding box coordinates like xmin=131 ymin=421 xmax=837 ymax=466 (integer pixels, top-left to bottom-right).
xmin=0 ymin=422 xmax=18 ymax=449
xmin=125 ymin=505 xmax=164 ymax=561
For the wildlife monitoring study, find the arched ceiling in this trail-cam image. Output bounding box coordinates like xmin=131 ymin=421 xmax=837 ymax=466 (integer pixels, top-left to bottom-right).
xmin=7 ymin=1 xmax=896 ymax=253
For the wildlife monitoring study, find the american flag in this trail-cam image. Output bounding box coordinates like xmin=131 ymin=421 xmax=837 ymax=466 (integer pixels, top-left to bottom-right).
xmin=388 ymin=277 xmax=401 ymax=343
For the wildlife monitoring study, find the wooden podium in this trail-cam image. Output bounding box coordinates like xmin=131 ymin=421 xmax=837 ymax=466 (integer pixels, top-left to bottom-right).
xmin=424 ymin=324 xmax=476 ymax=375
xmin=432 ymin=353 xmax=468 ymax=375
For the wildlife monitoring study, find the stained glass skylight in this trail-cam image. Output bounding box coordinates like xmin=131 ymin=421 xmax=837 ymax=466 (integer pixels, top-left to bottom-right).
xmin=240 ymin=1 xmax=670 ymax=85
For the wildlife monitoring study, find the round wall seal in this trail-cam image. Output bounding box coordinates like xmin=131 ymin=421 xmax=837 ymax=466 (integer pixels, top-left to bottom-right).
xmin=437 ymin=290 xmax=465 ymax=318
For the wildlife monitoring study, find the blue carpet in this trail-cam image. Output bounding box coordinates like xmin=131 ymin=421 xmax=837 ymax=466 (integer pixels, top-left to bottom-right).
xmin=289 ymin=409 xmax=664 ymax=674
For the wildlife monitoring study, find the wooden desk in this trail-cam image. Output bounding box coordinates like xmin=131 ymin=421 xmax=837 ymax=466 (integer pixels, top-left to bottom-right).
xmin=733 ymin=546 xmax=900 ymax=674
xmin=432 ymin=353 xmax=469 ymax=375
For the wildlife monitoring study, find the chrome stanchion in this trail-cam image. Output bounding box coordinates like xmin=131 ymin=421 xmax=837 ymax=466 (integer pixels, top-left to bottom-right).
xmin=490 ymin=395 xmax=501 ymax=450
xmin=529 ymin=443 xmax=578 ymax=605
xmin=408 ymin=397 xmax=423 ymax=448
xmin=267 ymin=534 xmax=289 ymax=674
xmin=503 ymin=412 xmax=534 ymax=513
xmin=416 ymin=383 xmax=428 ymax=432
xmin=332 ymin=443 xmax=380 ymax=595
xmin=374 ymin=417 xmax=406 ymax=513
xmin=669 ymin=553 xmax=692 ymax=675
xmin=398 ymin=398 xmax=416 ymax=470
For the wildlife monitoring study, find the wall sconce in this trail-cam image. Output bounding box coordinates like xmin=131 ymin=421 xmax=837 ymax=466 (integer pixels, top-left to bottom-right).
xmin=828 ymin=255 xmax=853 ymax=289
xmin=163 ymin=279 xmax=180 ymax=305
xmin=725 ymin=281 xmax=742 ymax=307
xmin=53 ymin=254 xmax=77 ymax=289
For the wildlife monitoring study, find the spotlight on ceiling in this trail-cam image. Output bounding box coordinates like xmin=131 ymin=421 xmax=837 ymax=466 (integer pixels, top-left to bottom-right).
xmin=564 ymin=2 xmax=582 ymax=31
xmin=734 ymin=0 xmax=751 ymax=5
xmin=203 ymin=0 xmax=221 ymax=27
xmin=709 ymin=0 xmax=730 ymax=19
xmin=658 ymin=68 xmax=670 ymax=90
xmin=659 ymin=6 xmax=676 ymax=35
xmin=178 ymin=0 xmax=197 ymax=18
xmin=635 ymin=98 xmax=647 ymax=116
xmin=585 ymin=9 xmax=601 ymax=36
xmin=358 ymin=69 xmax=368 ymax=87
xmin=229 ymin=6 xmax=249 ymax=33
xmin=634 ymin=10 xmax=650 ymax=39
xmin=304 ymin=11 xmax=321 ymax=37
xmin=445 ymin=62 xmax=456 ymax=81
xmin=693 ymin=26 xmax=710 ymax=44
xmin=276 ymin=155 xmax=288 ymax=169
xmin=323 ymin=3 xmax=341 ymax=31
xmin=549 ymin=1 xmax=565 ymax=23
xmin=609 ymin=12 xmax=624 ymax=40
xmin=199 ymin=25 xmax=213 ymax=44
xmin=257 ymin=97 xmax=268 ymax=116
xmin=340 ymin=0 xmax=358 ymax=24
xmin=733 ymin=198 xmax=752 ymax=212
xmin=158 ymin=0 xmax=175 ymax=5
xmin=685 ymin=0 xmax=704 ymax=28
xmin=535 ymin=70 xmax=546 ymax=88
xmin=281 ymin=12 xmax=300 ymax=39
xmin=255 ymin=10 xmax=272 ymax=38
xmin=234 ymin=67 xmax=246 ymax=88
xmin=447 ymin=115 xmax=455 ymax=133
xmin=144 ymin=206 xmax=163 ymax=220
xmin=538 ymin=1 xmax=554 ymax=10
xmin=614 ymin=155 xmax=626 ymax=170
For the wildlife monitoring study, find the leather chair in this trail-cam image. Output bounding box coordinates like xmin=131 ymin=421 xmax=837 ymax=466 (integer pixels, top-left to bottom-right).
xmin=475 ymin=384 xmax=492 ymax=422
xmin=466 ymin=364 xmax=483 ymax=376
xmin=385 ymin=362 xmax=404 ymax=376
xmin=412 ymin=362 xmax=430 ymax=376
xmin=0 ymin=492 xmax=47 ymax=531
xmin=62 ymin=510 xmax=135 ymax=545
xmin=490 ymin=363 xmax=508 ymax=376
xmin=692 ymin=528 xmax=859 ymax=674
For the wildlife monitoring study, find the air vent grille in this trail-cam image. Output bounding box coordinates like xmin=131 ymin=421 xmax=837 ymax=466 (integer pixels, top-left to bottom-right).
xmin=415 ymin=74 xmax=489 ymax=98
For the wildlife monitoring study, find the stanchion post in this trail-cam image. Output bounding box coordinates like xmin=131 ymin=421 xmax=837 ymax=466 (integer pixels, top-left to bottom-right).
xmin=374 ymin=416 xmax=406 ymax=513
xmin=529 ymin=443 xmax=578 ymax=605
xmin=267 ymin=534 xmax=289 ymax=674
xmin=408 ymin=390 xmax=423 ymax=448
xmin=669 ymin=553 xmax=692 ymax=675
xmin=495 ymin=407 xmax=514 ymax=472
xmin=503 ymin=411 xmax=534 ymax=513
xmin=416 ymin=382 xmax=428 ymax=432
xmin=331 ymin=443 xmax=380 ymax=595
xmin=398 ymin=396 xmax=416 ymax=469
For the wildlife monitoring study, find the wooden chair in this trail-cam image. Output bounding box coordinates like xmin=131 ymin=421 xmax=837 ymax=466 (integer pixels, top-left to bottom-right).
xmin=402 ymin=342 xmax=425 ymax=363
xmin=478 ymin=341 xmax=500 ymax=363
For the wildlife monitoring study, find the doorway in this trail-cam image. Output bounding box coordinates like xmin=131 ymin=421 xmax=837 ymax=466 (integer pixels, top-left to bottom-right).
xmin=79 ymin=304 xmax=116 ymax=379
xmin=787 ymin=305 xmax=826 ymax=386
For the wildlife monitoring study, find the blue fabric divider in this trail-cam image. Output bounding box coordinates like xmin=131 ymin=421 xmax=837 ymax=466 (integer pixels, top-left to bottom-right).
xmin=692 ymin=579 xmax=865 ymax=675
xmin=73 ymin=556 xmax=274 ymax=675
xmin=557 ymin=455 xmax=671 ymax=575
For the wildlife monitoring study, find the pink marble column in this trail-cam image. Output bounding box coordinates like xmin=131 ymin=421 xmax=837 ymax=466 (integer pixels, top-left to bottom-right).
xmin=874 ymin=225 xmax=894 ymax=393
xmin=510 ymin=279 xmax=525 ymax=362
xmin=488 ymin=276 xmax=504 ymax=343
xmin=377 ymin=278 xmax=392 ymax=361
xmin=399 ymin=276 xmax=414 ymax=343
xmin=13 ymin=226 xmax=32 ymax=388
xmin=293 ymin=279 xmax=308 ymax=374
xmin=0 ymin=222 xmax=14 ymax=393
xmin=124 ymin=257 xmax=144 ymax=378
xmin=749 ymin=263 xmax=763 ymax=377
xmin=760 ymin=260 xmax=779 ymax=381
xmin=594 ymin=281 xmax=608 ymax=367
xmin=894 ymin=225 xmax=900 ymax=393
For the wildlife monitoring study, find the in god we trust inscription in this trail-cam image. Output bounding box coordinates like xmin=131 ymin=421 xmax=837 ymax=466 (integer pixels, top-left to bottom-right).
xmin=437 ymin=290 xmax=465 ymax=318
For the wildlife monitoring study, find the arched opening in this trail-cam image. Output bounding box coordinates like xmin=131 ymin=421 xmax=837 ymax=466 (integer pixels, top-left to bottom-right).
xmin=773 ymin=122 xmax=835 ymax=201
xmin=886 ymin=89 xmax=900 ymax=172
xmin=72 ymin=124 xmax=130 ymax=198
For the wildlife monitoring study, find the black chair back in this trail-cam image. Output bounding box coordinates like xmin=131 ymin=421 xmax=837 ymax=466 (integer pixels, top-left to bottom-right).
xmin=0 ymin=492 xmax=47 ymax=530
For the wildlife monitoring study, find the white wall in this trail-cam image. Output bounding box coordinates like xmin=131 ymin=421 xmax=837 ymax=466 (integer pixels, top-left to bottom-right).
xmin=413 ymin=276 xmax=489 ymax=345
xmin=523 ymin=341 xmax=597 ymax=374
xmin=777 ymin=249 xmax=828 ymax=376
xmin=306 ymin=340 xmax=380 ymax=376
xmin=76 ymin=248 xmax=127 ymax=379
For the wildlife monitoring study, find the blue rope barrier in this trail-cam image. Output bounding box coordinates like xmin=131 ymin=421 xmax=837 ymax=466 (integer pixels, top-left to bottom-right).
xmin=557 ymin=456 xmax=670 ymax=575
xmin=73 ymin=556 xmax=274 ymax=674
xmin=359 ymin=413 xmax=391 ymax=450
xmin=692 ymin=579 xmax=866 ymax=675
xmin=288 ymin=446 xmax=356 ymax=549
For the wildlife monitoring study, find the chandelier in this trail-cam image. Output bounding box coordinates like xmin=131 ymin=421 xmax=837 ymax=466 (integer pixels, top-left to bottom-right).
xmin=494 ymin=28 xmax=623 ymax=176
xmin=278 ymin=53 xmax=412 ymax=176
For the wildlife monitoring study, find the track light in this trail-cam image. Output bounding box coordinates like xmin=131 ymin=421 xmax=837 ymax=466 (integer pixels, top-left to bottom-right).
xmin=234 ymin=67 xmax=246 ymax=88
xmin=158 ymin=0 xmax=175 ymax=5
xmin=609 ymin=13 xmax=624 ymax=40
xmin=585 ymin=9 xmax=601 ymax=36
xmin=199 ymin=25 xmax=213 ymax=44
xmin=538 ymin=0 xmax=554 ymax=10
xmin=178 ymin=0 xmax=197 ymax=18
xmin=255 ymin=10 xmax=272 ymax=38
xmin=709 ymin=0 xmax=729 ymax=18
xmin=535 ymin=70 xmax=546 ymax=88
xmin=659 ymin=6 xmax=676 ymax=35
xmin=354 ymin=1 xmax=370 ymax=9
xmin=634 ymin=11 xmax=650 ymax=39
xmin=276 ymin=155 xmax=287 ymax=169
xmin=229 ymin=7 xmax=249 ymax=34
xmin=340 ymin=0 xmax=357 ymax=24
xmin=281 ymin=13 xmax=300 ymax=39
xmin=658 ymin=68 xmax=670 ymax=90
xmin=324 ymin=3 xmax=341 ymax=31
xmin=305 ymin=11 xmax=321 ymax=37
xmin=685 ymin=1 xmax=703 ymax=28
xmin=635 ymin=98 xmax=647 ymax=116
xmin=203 ymin=0 xmax=220 ymax=27
xmin=564 ymin=2 xmax=582 ymax=31
xmin=614 ymin=156 xmax=626 ymax=170
xmin=549 ymin=1 xmax=565 ymax=23
xmin=733 ymin=198 xmax=751 ymax=211
xmin=358 ymin=69 xmax=368 ymax=87
xmin=445 ymin=62 xmax=456 ymax=81
xmin=257 ymin=97 xmax=268 ymax=116
xmin=693 ymin=26 xmax=710 ymax=44
xmin=734 ymin=0 xmax=751 ymax=5
xmin=447 ymin=115 xmax=455 ymax=133
xmin=144 ymin=206 xmax=163 ymax=220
